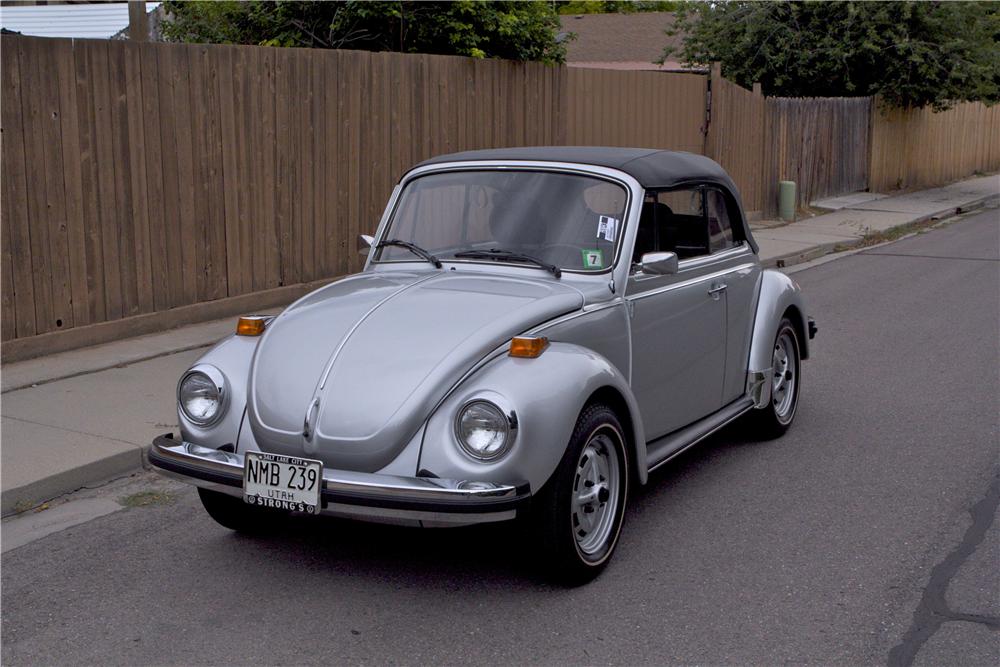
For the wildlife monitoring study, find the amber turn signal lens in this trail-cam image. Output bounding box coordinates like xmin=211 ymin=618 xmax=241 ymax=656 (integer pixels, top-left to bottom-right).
xmin=509 ymin=336 xmax=549 ymax=358
xmin=236 ymin=316 xmax=267 ymax=336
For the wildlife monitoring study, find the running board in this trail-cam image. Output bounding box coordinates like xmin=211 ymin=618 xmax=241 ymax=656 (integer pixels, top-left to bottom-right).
xmin=646 ymin=396 xmax=755 ymax=472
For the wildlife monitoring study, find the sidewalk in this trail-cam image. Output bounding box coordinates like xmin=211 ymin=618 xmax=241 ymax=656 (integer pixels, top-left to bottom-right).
xmin=752 ymin=174 xmax=999 ymax=267
xmin=1 ymin=175 xmax=997 ymax=516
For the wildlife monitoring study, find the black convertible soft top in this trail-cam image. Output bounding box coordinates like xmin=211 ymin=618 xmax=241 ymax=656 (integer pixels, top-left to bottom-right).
xmin=413 ymin=146 xmax=757 ymax=253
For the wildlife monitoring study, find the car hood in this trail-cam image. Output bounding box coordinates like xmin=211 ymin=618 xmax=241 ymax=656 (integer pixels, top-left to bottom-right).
xmin=247 ymin=270 xmax=583 ymax=471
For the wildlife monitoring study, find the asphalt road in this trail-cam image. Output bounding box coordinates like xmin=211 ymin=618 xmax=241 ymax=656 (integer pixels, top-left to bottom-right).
xmin=3 ymin=209 xmax=998 ymax=666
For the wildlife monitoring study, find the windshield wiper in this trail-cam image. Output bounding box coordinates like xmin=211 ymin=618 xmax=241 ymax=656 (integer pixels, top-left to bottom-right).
xmin=452 ymin=248 xmax=562 ymax=278
xmin=376 ymin=239 xmax=442 ymax=268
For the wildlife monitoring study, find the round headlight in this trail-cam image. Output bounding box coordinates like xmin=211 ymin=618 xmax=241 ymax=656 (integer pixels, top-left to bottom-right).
xmin=455 ymin=400 xmax=513 ymax=461
xmin=178 ymin=366 xmax=226 ymax=426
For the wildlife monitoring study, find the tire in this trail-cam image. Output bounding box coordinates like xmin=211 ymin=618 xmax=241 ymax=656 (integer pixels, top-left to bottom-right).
xmin=198 ymin=488 xmax=287 ymax=534
xmin=531 ymin=403 xmax=630 ymax=585
xmin=748 ymin=317 xmax=801 ymax=439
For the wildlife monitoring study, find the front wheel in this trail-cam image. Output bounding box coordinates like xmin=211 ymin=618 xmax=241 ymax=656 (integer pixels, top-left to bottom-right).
xmin=748 ymin=317 xmax=801 ymax=439
xmin=531 ymin=403 xmax=629 ymax=585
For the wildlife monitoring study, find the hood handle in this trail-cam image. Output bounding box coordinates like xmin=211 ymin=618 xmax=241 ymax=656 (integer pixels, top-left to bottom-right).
xmin=303 ymin=398 xmax=321 ymax=440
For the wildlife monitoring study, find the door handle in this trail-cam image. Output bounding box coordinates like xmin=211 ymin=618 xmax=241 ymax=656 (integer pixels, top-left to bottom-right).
xmin=708 ymin=283 xmax=727 ymax=299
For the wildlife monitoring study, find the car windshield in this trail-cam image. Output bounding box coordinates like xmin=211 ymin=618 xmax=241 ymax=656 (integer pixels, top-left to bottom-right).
xmin=375 ymin=170 xmax=629 ymax=273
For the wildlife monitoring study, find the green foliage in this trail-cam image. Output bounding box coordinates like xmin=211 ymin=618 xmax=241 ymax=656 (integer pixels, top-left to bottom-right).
xmin=555 ymin=1 xmax=678 ymax=15
xmin=664 ymin=1 xmax=1000 ymax=110
xmin=161 ymin=0 xmax=566 ymax=64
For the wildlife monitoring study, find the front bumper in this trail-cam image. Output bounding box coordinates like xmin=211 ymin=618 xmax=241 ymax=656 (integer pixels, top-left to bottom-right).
xmin=149 ymin=434 xmax=530 ymax=526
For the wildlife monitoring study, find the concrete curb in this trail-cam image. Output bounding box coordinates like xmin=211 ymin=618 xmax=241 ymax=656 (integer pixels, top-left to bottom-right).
xmin=1 ymin=446 xmax=145 ymax=516
xmin=759 ymin=192 xmax=998 ymax=271
xmin=1 ymin=343 xmax=213 ymax=394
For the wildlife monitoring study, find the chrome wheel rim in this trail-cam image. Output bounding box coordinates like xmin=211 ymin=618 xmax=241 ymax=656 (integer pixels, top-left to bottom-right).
xmin=771 ymin=330 xmax=798 ymax=423
xmin=571 ymin=429 xmax=621 ymax=556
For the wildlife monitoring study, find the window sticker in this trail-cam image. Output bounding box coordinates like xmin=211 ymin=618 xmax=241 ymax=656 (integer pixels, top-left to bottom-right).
xmin=597 ymin=215 xmax=618 ymax=242
xmin=581 ymin=248 xmax=604 ymax=269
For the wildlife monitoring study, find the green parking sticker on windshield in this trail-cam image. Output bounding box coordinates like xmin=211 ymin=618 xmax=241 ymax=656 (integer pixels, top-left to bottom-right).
xmin=581 ymin=248 xmax=604 ymax=269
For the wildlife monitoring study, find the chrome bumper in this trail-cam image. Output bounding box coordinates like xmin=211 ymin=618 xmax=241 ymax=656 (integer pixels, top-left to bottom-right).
xmin=148 ymin=434 xmax=530 ymax=526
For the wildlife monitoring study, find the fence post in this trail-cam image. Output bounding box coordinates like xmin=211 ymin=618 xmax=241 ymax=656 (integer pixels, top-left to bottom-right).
xmin=128 ymin=2 xmax=149 ymax=42
xmin=704 ymin=61 xmax=722 ymax=157
xmin=752 ymin=81 xmax=768 ymax=216
xmin=867 ymin=95 xmax=880 ymax=192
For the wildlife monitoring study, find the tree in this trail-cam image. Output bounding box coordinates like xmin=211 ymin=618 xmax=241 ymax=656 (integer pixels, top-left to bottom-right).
xmin=663 ymin=1 xmax=1000 ymax=110
xmin=161 ymin=0 xmax=567 ymax=64
xmin=555 ymin=1 xmax=678 ymax=15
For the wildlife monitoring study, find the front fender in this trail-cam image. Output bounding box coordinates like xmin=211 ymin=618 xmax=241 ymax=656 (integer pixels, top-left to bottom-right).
xmin=418 ymin=342 xmax=648 ymax=494
xmin=747 ymin=269 xmax=810 ymax=407
xmin=178 ymin=334 xmax=258 ymax=448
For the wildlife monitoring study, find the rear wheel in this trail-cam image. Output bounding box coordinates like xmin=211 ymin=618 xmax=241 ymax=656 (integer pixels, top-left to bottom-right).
xmin=198 ymin=488 xmax=287 ymax=533
xmin=531 ymin=403 xmax=629 ymax=585
xmin=748 ymin=317 xmax=801 ymax=439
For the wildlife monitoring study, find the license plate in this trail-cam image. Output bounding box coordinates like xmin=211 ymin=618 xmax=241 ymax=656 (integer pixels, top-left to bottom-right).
xmin=243 ymin=451 xmax=322 ymax=514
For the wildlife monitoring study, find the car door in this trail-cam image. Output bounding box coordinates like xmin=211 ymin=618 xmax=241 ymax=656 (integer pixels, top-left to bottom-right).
xmin=626 ymin=188 xmax=729 ymax=440
xmin=705 ymin=188 xmax=762 ymax=404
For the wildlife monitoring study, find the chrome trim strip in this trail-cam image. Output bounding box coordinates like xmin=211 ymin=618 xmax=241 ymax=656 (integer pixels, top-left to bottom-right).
xmin=150 ymin=438 xmax=523 ymax=503
xmin=316 ymin=271 xmax=441 ymax=392
xmin=647 ymin=397 xmax=755 ymax=473
xmin=378 ymin=161 xmax=639 ymax=276
xmin=321 ymin=502 xmax=516 ymax=526
xmin=249 ymin=271 xmax=442 ymax=439
xmin=676 ymin=244 xmax=753 ymax=272
xmin=526 ymin=299 xmax=624 ymax=335
xmin=626 ymin=263 xmax=757 ymax=302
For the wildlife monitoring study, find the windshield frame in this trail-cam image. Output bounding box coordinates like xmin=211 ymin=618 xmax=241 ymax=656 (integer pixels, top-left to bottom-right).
xmin=370 ymin=164 xmax=636 ymax=277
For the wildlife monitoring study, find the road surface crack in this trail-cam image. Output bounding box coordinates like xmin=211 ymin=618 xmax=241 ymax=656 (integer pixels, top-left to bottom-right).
xmin=887 ymin=470 xmax=1000 ymax=667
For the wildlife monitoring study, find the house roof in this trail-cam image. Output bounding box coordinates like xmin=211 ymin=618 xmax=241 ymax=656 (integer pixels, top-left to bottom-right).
xmin=0 ymin=2 xmax=159 ymax=39
xmin=559 ymin=11 xmax=683 ymax=66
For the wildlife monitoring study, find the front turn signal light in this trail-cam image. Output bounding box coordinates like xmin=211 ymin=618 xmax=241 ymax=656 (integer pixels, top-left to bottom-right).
xmin=509 ymin=336 xmax=549 ymax=358
xmin=236 ymin=316 xmax=268 ymax=336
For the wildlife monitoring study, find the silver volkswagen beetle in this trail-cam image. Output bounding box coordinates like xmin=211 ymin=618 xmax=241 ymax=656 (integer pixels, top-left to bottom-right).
xmin=150 ymin=147 xmax=815 ymax=583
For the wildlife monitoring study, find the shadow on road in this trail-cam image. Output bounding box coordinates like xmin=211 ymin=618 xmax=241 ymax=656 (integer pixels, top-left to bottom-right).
xmin=194 ymin=421 xmax=766 ymax=589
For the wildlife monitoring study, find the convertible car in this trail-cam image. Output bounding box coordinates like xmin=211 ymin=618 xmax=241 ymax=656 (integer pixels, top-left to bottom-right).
xmin=150 ymin=147 xmax=815 ymax=583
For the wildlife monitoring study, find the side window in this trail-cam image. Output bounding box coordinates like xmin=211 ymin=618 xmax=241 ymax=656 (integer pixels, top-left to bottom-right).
xmin=633 ymin=187 xmax=741 ymax=264
xmin=633 ymin=188 xmax=707 ymax=263
xmin=706 ymin=189 xmax=735 ymax=253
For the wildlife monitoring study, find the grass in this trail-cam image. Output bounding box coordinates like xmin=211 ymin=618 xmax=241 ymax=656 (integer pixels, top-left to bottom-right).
xmin=118 ymin=490 xmax=176 ymax=508
xmin=9 ymin=500 xmax=51 ymax=515
xmin=850 ymin=217 xmax=943 ymax=251
xmin=11 ymin=499 xmax=35 ymax=514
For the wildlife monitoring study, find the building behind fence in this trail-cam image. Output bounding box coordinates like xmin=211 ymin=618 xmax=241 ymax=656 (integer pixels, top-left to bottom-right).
xmin=2 ymin=35 xmax=998 ymax=356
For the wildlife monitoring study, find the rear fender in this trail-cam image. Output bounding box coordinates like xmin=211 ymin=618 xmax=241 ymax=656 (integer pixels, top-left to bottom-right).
xmin=418 ymin=342 xmax=648 ymax=493
xmin=747 ymin=269 xmax=810 ymax=408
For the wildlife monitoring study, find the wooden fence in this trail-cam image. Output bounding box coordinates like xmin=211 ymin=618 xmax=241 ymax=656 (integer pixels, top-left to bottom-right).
xmin=2 ymin=34 xmax=998 ymax=354
xmin=869 ymin=101 xmax=1000 ymax=192
xmin=565 ymin=67 xmax=706 ymax=154
xmin=706 ymin=71 xmax=873 ymax=216
xmin=0 ymin=35 xmax=710 ymax=349
xmin=763 ymin=95 xmax=872 ymax=214
xmin=704 ymin=73 xmax=767 ymax=212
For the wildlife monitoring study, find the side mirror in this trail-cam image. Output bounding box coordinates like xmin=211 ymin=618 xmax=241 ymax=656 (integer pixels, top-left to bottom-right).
xmin=357 ymin=234 xmax=375 ymax=257
xmin=639 ymin=251 xmax=678 ymax=275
